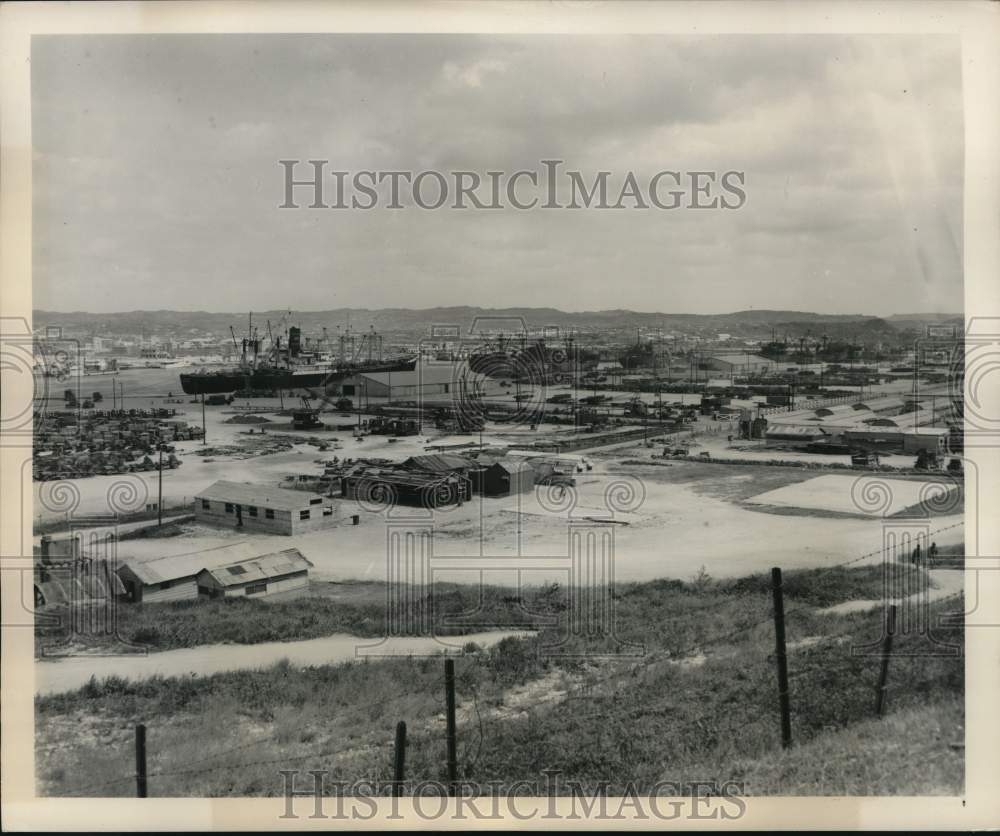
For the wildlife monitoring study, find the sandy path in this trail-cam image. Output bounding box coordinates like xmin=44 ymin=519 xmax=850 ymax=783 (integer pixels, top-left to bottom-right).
xmin=35 ymin=629 xmax=532 ymax=696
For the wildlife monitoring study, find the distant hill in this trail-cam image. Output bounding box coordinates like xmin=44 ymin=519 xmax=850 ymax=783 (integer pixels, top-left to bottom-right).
xmin=32 ymin=307 xmax=951 ymax=342
xmin=884 ymin=313 xmax=963 ymax=332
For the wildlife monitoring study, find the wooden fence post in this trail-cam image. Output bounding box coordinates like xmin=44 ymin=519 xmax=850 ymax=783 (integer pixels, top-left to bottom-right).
xmin=393 ymin=721 xmax=407 ymax=798
xmin=444 ymin=659 xmax=458 ymax=795
xmin=771 ymin=567 xmax=792 ymax=748
xmin=135 ymin=723 xmax=148 ymax=798
xmin=876 ymin=604 xmax=898 ymax=718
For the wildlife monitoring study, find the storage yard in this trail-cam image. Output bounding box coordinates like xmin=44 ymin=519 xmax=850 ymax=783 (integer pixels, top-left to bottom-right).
xmin=32 ymin=357 xmax=964 ymax=588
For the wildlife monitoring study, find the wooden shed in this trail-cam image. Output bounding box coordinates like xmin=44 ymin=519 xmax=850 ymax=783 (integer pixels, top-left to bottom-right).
xmin=341 ymin=467 xmax=471 ymax=507
xmin=481 ymin=460 xmax=535 ymax=497
xmin=196 ymin=548 xmax=313 ymax=599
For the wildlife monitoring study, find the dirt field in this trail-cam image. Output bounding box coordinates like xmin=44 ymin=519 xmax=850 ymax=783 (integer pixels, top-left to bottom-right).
xmin=32 ymin=378 xmax=964 ymax=587
xmin=103 ymin=456 xmax=963 ymax=586
xmin=745 ymin=473 xmax=962 ymax=518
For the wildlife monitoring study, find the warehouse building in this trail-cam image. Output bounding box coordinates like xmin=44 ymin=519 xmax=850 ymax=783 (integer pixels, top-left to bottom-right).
xmin=341 ymin=467 xmax=472 ymax=507
xmin=852 ymin=397 xmax=905 ymax=414
xmin=864 ymin=409 xmax=941 ymax=429
xmin=765 ymin=424 xmax=830 ymax=448
xmin=117 ymin=544 xmax=313 ymax=604
xmin=843 ymin=426 xmax=951 ymax=455
xmin=705 ymin=353 xmax=778 ymax=376
xmin=194 ymin=480 xmax=336 ymax=535
xmin=401 ymin=454 xmax=480 ymax=475
xmin=332 ymin=363 xmax=491 ymax=400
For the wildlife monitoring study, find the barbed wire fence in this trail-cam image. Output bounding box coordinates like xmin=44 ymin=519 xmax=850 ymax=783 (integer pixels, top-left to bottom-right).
xmin=50 ymin=520 xmax=965 ymax=798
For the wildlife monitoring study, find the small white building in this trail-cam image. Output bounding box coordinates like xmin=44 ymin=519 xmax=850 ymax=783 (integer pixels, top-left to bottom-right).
xmin=117 ymin=544 xmax=313 ymax=604
xmin=195 ymin=480 xmax=336 ymax=535
xmin=196 ymin=549 xmax=313 ymax=600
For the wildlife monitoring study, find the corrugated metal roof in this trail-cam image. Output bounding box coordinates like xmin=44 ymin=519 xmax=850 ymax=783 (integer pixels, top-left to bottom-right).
xmin=708 ymin=353 xmax=774 ymax=366
xmin=489 ymin=460 xmax=534 ymax=475
xmin=819 ymin=414 xmax=879 ymax=429
xmin=403 ymin=454 xmax=477 ymax=472
xmin=357 ymin=363 xmax=479 ymax=387
xmin=346 ymin=467 xmax=457 ymax=488
xmin=765 ymin=425 xmax=827 ymax=438
xmin=119 ymin=541 xmax=290 ymax=585
xmin=853 ymin=398 xmax=904 ymax=413
xmin=814 ymin=404 xmax=857 ymax=418
xmin=845 ymin=426 xmax=949 ymax=437
xmin=867 ymin=409 xmax=939 ymax=428
xmin=35 ymin=570 xmax=126 ymax=604
xmin=198 ymin=548 xmax=312 ymax=588
xmin=196 ymin=480 xmax=322 ymax=512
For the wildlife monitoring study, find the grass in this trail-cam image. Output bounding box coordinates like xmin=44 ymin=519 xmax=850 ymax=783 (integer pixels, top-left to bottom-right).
xmin=36 ymin=564 xmax=929 ymax=653
xmin=701 ymin=696 xmax=964 ymax=795
xmin=34 ymin=564 xmax=963 ymax=797
xmin=37 ymin=583 xmax=559 ymax=653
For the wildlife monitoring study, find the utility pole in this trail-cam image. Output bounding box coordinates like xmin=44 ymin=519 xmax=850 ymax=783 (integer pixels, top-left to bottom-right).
xmin=157 ymin=445 xmax=163 ymax=526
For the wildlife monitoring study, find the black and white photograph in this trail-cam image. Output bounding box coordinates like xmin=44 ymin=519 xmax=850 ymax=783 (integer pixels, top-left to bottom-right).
xmin=1 ymin=1 xmax=999 ymax=830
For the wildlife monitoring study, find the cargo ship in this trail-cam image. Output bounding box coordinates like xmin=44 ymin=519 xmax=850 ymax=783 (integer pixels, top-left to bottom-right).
xmin=179 ymin=319 xmax=416 ymax=396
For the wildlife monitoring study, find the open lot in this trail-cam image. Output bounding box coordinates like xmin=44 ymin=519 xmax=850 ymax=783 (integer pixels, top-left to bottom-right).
xmin=74 ymin=457 xmax=962 ymax=587
xmin=745 ymin=473 xmax=961 ymax=518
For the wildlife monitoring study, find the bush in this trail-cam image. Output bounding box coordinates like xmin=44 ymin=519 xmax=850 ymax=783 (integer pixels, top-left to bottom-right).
xmin=130 ymin=626 xmax=162 ymax=647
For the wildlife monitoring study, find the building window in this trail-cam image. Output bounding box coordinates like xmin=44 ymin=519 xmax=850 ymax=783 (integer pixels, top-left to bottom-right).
xmin=246 ymin=582 xmax=267 ymax=596
xmin=224 ymin=503 xmax=234 ymax=514
xmin=265 ymin=509 xmax=275 ymax=519
xmin=247 ymin=505 xmax=258 ymax=517
xmin=299 ymin=509 xmax=310 ymax=521
xmin=310 ymin=497 xmax=322 ymax=505
xmin=201 ymin=499 xmax=211 ymax=510
xmin=323 ymin=507 xmax=333 ymax=517
xmin=227 ymin=565 xmax=247 ymax=576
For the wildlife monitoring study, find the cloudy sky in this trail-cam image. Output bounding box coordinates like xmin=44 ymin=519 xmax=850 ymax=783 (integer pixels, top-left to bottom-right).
xmin=32 ymin=34 xmax=962 ymax=314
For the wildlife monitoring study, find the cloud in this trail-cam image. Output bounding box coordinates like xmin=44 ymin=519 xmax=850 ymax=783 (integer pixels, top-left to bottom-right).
xmin=31 ymin=33 xmax=962 ymax=314
xmin=442 ymin=57 xmax=508 ymax=88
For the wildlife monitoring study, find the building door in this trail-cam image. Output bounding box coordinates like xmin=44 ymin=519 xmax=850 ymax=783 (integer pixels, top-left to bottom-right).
xmin=235 ymin=504 xmax=243 ymax=527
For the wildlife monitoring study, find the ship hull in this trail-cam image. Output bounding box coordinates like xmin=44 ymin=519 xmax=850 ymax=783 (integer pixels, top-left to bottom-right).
xmin=179 ymin=356 xmax=418 ymax=395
